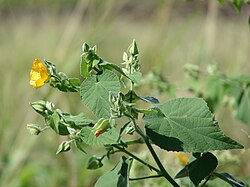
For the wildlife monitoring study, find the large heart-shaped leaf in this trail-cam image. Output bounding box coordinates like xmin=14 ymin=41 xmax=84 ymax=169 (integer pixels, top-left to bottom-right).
xmin=143 ymin=98 xmax=243 ymax=152
xmin=80 ymin=70 xmax=121 ymax=118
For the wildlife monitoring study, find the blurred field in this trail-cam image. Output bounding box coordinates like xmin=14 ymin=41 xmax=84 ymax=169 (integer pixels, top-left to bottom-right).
xmin=0 ymin=0 xmax=250 ymax=186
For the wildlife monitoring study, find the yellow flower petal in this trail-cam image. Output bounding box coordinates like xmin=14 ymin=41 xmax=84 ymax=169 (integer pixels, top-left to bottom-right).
xmin=175 ymin=152 xmax=189 ymax=166
xmin=30 ymin=59 xmax=49 ymax=88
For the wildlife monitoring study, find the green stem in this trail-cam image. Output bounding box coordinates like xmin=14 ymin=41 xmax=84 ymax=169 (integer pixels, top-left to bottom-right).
xmin=129 ymin=174 xmax=164 ymax=181
xmin=127 ymin=80 xmax=179 ymax=186
xmin=125 ymin=138 xmax=144 ymax=145
xmin=112 ymin=145 xmax=160 ymax=173
xmin=129 ymin=117 xmax=180 ymax=187
xmin=100 ymin=149 xmax=121 ymax=161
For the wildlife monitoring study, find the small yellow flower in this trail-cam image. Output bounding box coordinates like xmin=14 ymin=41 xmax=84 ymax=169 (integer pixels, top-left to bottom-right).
xmin=175 ymin=152 xmax=189 ymax=166
xmin=30 ymin=59 xmax=49 ymax=88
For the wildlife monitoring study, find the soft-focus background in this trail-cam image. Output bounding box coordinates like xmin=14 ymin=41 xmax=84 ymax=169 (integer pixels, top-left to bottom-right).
xmin=0 ymin=0 xmax=250 ymax=186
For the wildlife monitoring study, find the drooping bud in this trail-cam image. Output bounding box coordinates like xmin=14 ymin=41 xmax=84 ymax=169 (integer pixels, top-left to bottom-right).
xmin=26 ymin=123 xmax=43 ymax=135
xmin=86 ymin=155 xmax=103 ymax=169
xmin=56 ymin=141 xmax=71 ymax=154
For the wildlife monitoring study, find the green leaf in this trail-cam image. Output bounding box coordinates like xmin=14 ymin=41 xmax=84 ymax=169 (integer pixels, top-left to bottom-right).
xmin=100 ymin=60 xmax=128 ymax=78
xmin=80 ymin=70 xmax=121 ymax=118
xmin=62 ymin=113 xmax=93 ymax=127
xmin=124 ymin=90 xmax=159 ymax=104
xmin=143 ymin=98 xmax=243 ymax=152
xmin=80 ymin=55 xmax=89 ymax=78
xmin=126 ymin=72 xmax=142 ymax=84
xmin=68 ymin=78 xmax=80 ymax=87
xmin=215 ymin=172 xmax=246 ymax=187
xmin=176 ymin=152 xmax=218 ymax=186
xmin=236 ymin=89 xmax=250 ymax=126
xmin=75 ymin=141 xmax=87 ymax=154
xmin=94 ymin=157 xmax=133 ymax=187
xmin=45 ymin=112 xmax=69 ymax=135
xmin=140 ymin=96 xmax=159 ymax=103
xmin=80 ymin=127 xmax=119 ymax=145
xmin=134 ymin=108 xmax=158 ymax=114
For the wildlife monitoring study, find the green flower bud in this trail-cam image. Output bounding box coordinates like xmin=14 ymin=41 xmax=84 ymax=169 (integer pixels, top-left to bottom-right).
xmin=56 ymin=141 xmax=71 ymax=154
xmin=27 ymin=123 xmax=43 ymax=135
xmin=31 ymin=100 xmax=54 ymax=116
xmin=86 ymin=155 xmax=103 ymax=170
xmin=128 ymin=39 xmax=139 ymax=56
xmin=93 ymin=118 xmax=110 ymax=137
xmin=82 ymin=42 xmax=90 ymax=53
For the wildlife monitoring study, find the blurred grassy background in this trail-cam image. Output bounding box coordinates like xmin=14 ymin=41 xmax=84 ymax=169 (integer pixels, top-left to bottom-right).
xmin=0 ymin=0 xmax=250 ymax=186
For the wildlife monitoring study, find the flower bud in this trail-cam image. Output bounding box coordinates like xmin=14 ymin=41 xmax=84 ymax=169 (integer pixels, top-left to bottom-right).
xmin=56 ymin=141 xmax=71 ymax=154
xmin=128 ymin=40 xmax=139 ymax=56
xmin=30 ymin=100 xmax=54 ymax=116
xmin=27 ymin=123 xmax=43 ymax=135
xmin=93 ymin=118 xmax=110 ymax=137
xmin=86 ymin=155 xmax=103 ymax=169
xmin=82 ymin=43 xmax=90 ymax=53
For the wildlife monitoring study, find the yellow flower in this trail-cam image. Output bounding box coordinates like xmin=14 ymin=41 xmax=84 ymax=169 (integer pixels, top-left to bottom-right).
xmin=175 ymin=152 xmax=189 ymax=166
xmin=30 ymin=59 xmax=49 ymax=88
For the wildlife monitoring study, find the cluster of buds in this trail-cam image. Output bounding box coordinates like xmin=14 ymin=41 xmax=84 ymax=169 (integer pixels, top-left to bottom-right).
xmin=109 ymin=92 xmax=126 ymax=118
xmin=122 ymin=40 xmax=140 ymax=75
xmin=29 ymin=100 xmax=71 ymax=136
xmin=27 ymin=100 xmax=55 ymax=135
xmin=44 ymin=60 xmax=80 ymax=92
xmin=80 ymin=43 xmax=102 ymax=77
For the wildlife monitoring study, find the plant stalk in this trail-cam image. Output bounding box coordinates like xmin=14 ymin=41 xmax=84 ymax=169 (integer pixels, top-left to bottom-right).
xmin=129 ymin=117 xmax=180 ymax=187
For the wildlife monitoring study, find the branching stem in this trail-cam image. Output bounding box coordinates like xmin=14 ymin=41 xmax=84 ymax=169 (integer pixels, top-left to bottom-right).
xmin=112 ymin=144 xmax=160 ymax=173
xmin=127 ymin=116 xmax=180 ymax=187
xmin=129 ymin=174 xmax=163 ymax=181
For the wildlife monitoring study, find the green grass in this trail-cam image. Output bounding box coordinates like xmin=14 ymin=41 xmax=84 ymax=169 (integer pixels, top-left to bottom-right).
xmin=0 ymin=1 xmax=250 ymax=186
